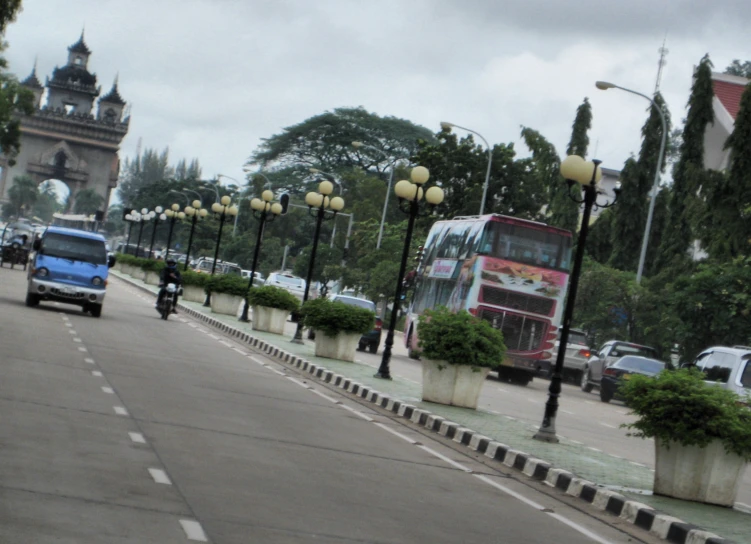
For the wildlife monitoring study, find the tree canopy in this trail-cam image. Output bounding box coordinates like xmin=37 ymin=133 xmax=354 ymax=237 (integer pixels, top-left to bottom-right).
xmin=724 ymin=60 xmax=751 ymax=78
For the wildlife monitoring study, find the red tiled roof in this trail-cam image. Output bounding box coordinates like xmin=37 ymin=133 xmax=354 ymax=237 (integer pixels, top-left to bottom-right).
xmin=713 ymin=80 xmax=745 ymax=120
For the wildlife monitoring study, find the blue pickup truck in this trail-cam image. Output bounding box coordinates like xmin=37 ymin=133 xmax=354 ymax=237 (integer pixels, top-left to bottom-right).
xmin=26 ymin=226 xmax=116 ymax=317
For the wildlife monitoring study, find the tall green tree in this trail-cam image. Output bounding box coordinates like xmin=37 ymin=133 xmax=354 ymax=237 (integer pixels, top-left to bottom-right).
xmin=656 ymin=54 xmax=714 ymax=272
xmin=550 ymin=98 xmax=592 ymax=233
xmin=73 ymin=188 xmax=105 ymax=215
xmin=2 ymin=174 xmax=37 ymax=218
xmin=32 ymin=181 xmax=61 ymax=222
xmin=725 ymin=60 xmax=751 ymax=78
xmin=117 ymin=147 xmax=203 ymax=207
xmin=585 ymin=209 xmax=614 ymax=264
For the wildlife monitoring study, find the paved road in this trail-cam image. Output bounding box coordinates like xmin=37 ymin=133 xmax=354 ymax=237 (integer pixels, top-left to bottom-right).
xmin=354 ymin=332 xmax=751 ymax=509
xmin=0 ymin=268 xmax=651 ymax=543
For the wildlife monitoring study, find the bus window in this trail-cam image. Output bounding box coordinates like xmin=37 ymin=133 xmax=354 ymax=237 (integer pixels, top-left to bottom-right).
xmin=483 ymin=221 xmax=572 ymax=271
xmin=413 ymin=278 xmax=454 ymax=314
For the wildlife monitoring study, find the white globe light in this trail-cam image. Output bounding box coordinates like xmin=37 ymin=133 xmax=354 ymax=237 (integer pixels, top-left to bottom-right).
xmin=251 ymin=198 xmax=263 ymax=211
xmin=141 ymin=208 xmax=148 ymax=215
xmin=270 ymin=202 xmax=283 ymax=215
xmin=177 ymin=212 xmax=185 ymax=219
xmin=220 ymin=195 xmax=231 ymax=206
xmin=394 ymin=179 xmax=413 ymax=199
xmin=425 ymin=186 xmax=445 ymax=205
xmin=262 ymin=190 xmax=274 ymax=202
xmin=211 ymin=202 xmax=222 ymax=213
xmin=318 ymin=180 xmax=334 ymax=196
xmin=411 ymin=166 xmax=430 ymax=185
xmin=560 ymin=155 xmax=591 ymax=184
xmin=228 ymin=205 xmax=239 ymax=216
xmin=199 ymin=209 xmax=209 ymax=217
xmin=305 ymin=192 xmax=322 ymax=207
xmin=155 ymin=206 xmax=164 ymax=213
xmin=192 ymin=199 xmax=201 ymax=209
xmin=185 ymin=206 xmax=195 ymax=216
xmin=330 ymin=196 xmax=345 ymax=211
xmin=171 ymin=203 xmax=180 ymax=211
xmin=159 ymin=213 xmax=167 ymax=221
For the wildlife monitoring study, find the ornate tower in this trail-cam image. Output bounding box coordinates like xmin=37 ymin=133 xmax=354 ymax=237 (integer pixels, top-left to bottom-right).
xmin=0 ymin=33 xmax=130 ymax=213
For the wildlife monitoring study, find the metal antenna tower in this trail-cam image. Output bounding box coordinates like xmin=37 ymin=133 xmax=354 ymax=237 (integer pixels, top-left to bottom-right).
xmin=654 ymin=36 xmax=669 ymax=94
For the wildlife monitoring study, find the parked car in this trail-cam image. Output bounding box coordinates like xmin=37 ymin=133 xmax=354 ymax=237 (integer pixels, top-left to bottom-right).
xmin=549 ymin=328 xmax=591 ymax=383
xmin=194 ymin=258 xmax=242 ymax=276
xmin=307 ymin=295 xmax=383 ymax=353
xmin=265 ymin=271 xmax=306 ymax=301
xmin=241 ymin=269 xmax=264 ymax=283
xmin=687 ymin=346 xmax=751 ymax=402
xmin=599 ymin=355 xmax=666 ymax=403
xmin=581 ymin=340 xmax=659 ymax=393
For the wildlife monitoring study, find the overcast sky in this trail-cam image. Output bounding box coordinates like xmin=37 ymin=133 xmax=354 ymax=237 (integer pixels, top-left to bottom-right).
xmin=4 ymin=0 xmax=750 ymax=205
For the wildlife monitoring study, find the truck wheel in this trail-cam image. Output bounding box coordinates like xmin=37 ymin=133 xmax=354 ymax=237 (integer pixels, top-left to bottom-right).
xmin=357 ymin=341 xmax=366 ymax=351
xmin=89 ymin=303 xmax=102 ymax=318
xmin=25 ymin=292 xmax=40 ymax=307
xmin=580 ymin=368 xmax=593 ymax=392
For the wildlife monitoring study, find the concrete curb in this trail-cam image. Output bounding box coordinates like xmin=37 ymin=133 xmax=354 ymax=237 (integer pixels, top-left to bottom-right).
xmin=118 ymin=275 xmax=734 ymax=544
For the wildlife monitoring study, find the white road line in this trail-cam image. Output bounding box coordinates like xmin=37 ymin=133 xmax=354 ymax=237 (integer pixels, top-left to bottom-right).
xmin=505 ymin=415 xmax=516 ymax=420
xmin=219 ymin=340 xmax=233 ymax=347
xmin=561 ymin=409 xmax=575 ymax=415
xmin=68 ymin=330 xmax=76 ymax=334
xmin=526 ymin=398 xmax=537 ymax=403
xmin=418 ymin=445 xmax=472 ymax=472
xmin=188 ymin=323 xmax=197 ymax=328
xmin=101 ymin=386 xmax=114 ymax=394
xmin=113 ymin=406 xmax=129 ymax=416
xmin=148 ymin=468 xmax=172 ymax=485
xmin=270 ymin=368 xmax=285 ymax=376
xmin=179 ymin=520 xmax=208 ymax=542
xmin=178 ymin=318 xmax=187 ymax=323
xmin=395 ymin=375 xmax=420 ymax=385
xmin=91 ymin=370 xmax=103 ymax=377
xmin=286 ymin=376 xmax=309 ymax=388
xmin=232 ymin=348 xmax=248 ymax=355
xmin=489 ymin=410 xmax=501 ymax=415
xmin=198 ymin=329 xmax=207 ymax=333
xmin=250 ymin=356 xmax=266 ymax=365
xmin=84 ymin=358 xmax=95 ymax=364
xmin=497 ymin=387 xmax=509 ymax=393
xmin=340 ymin=404 xmax=374 ymax=422
xmin=208 ymin=334 xmax=219 ymax=339
xmin=629 ymin=461 xmax=646 ymax=467
xmin=65 ymin=323 xmax=73 ymax=327
xmin=373 ymin=422 xmax=417 ymax=444
xmin=129 ymin=432 xmax=146 ymax=444
xmin=587 ymin=447 xmax=602 ymax=452
xmin=584 ymin=400 xmax=596 ymax=405
xmin=548 ymin=512 xmax=614 ymax=544
xmin=309 ymin=389 xmax=339 ymax=403
xmin=599 ymin=422 xmax=616 ymax=429
xmin=78 ymin=347 xmax=87 ymax=352
xmin=569 ymin=439 xmax=583 ymax=445
xmin=734 ymin=502 xmax=751 ymax=514
xmin=73 ymin=338 xmax=82 ymax=343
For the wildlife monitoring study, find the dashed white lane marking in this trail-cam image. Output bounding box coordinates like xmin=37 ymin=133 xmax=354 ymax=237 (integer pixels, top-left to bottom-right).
xmin=232 ymin=348 xmax=248 ymax=355
xmin=129 ymin=432 xmax=146 ymax=444
xmin=588 ymin=447 xmax=602 ymax=452
xmin=373 ymin=422 xmax=417 ymax=444
xmin=179 ymin=519 xmax=208 ymax=542
xmin=113 ymin=406 xmax=129 ymax=416
xmin=569 ymin=439 xmax=583 ymax=445
xmin=73 ymin=338 xmax=82 ymax=343
xmin=178 ymin=318 xmax=187 ymax=323
xmin=101 ymin=386 xmax=114 ymax=394
xmin=198 ymin=329 xmax=208 ymax=334
xmin=65 ymin=323 xmax=73 ymax=327
xmin=309 ymin=389 xmax=339 ymax=403
xmin=208 ymin=334 xmax=219 ymax=340
xmin=78 ymin=347 xmax=87 ymax=352
xmin=339 ymin=404 xmax=374 ymax=422
xmin=68 ymin=329 xmax=76 ymax=334
xmin=505 ymin=415 xmax=516 ymax=420
xmin=84 ymin=357 xmax=95 ymax=364
xmin=630 ymin=461 xmax=646 ymax=467
xmin=419 ymin=444 xmax=472 ymax=472
xmin=91 ymin=370 xmax=103 ymax=377
xmin=526 ymin=397 xmax=537 ymax=403
xmin=489 ymin=410 xmax=501 ymax=415
xmin=188 ymin=323 xmax=197 ymax=328
xmin=250 ymin=356 xmax=265 ymax=365
xmin=599 ymin=422 xmax=616 ymax=429
xmin=561 ymin=409 xmax=575 ymax=415
xmin=497 ymin=387 xmax=509 ymax=393
xmin=286 ymin=376 xmax=309 ymax=388
xmin=219 ymin=340 xmax=232 ymax=347
xmin=148 ymin=468 xmax=172 ymax=485
xmin=584 ymin=400 xmax=596 ymax=405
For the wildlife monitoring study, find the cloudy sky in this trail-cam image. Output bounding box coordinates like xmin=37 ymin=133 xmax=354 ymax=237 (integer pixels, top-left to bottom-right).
xmin=4 ymin=1 xmax=750 ymax=205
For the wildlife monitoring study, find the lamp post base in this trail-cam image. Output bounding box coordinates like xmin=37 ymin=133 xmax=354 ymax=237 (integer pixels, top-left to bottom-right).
xmin=203 ymin=293 xmax=211 ymax=307
xmin=533 ymin=420 xmax=560 ymax=443
xmin=373 ymin=371 xmax=392 ymax=380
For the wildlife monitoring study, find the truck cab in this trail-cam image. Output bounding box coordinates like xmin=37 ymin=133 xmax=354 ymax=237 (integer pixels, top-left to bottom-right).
xmin=26 ymin=227 xmax=116 ymax=317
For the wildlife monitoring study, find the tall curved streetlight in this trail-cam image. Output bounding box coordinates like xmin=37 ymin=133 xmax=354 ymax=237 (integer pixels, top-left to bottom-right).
xmin=204 ymin=196 xmax=238 ymax=306
xmin=351 ymin=141 xmax=405 ymax=249
xmin=310 ymin=168 xmax=344 ymax=248
xmin=123 ymin=211 xmax=140 ymax=254
xmin=163 ymin=203 xmax=186 ymax=260
xmin=441 ymin=121 xmax=493 ymax=215
xmin=182 ymin=201 xmax=208 ymax=271
xmin=375 ymin=166 xmax=444 ymax=380
xmin=595 ymin=81 xmax=667 ymax=284
xmin=291 ymin=181 xmax=345 ymax=343
xmin=238 ymin=190 xmax=284 ymax=322
xmin=135 ymin=208 xmax=150 ymax=258
xmin=148 ymin=206 xmax=166 ymax=259
xmin=533 ymin=155 xmax=620 ymax=443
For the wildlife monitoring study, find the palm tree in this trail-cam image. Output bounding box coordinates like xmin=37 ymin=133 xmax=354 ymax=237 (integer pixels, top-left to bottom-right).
xmin=72 ymin=188 xmax=105 ymax=215
xmin=5 ymin=175 xmax=38 ymax=218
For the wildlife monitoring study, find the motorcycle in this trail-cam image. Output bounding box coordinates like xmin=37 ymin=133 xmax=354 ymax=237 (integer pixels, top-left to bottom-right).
xmin=157 ymin=283 xmax=181 ymax=320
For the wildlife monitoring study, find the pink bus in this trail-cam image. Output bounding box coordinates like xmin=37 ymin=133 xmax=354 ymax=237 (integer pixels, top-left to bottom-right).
xmin=404 ymin=214 xmax=573 ymax=386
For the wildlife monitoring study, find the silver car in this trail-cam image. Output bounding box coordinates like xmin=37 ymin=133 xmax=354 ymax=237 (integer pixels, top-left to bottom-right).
xmin=580 ymin=340 xmax=659 ymax=393
xmin=549 ymin=328 xmax=591 ymax=383
xmin=264 ymin=271 xmax=306 ymax=301
xmin=690 ymin=346 xmax=751 ymax=402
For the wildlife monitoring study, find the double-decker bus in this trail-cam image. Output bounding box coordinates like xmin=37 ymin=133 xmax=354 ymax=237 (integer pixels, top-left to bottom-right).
xmin=404 ymin=214 xmax=573 ymax=386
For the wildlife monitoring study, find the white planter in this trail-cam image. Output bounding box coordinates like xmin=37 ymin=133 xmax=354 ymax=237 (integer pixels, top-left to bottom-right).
xmin=130 ymin=268 xmax=146 ymax=281
xmin=252 ymin=305 xmax=289 ymax=335
xmin=314 ymin=330 xmax=361 ymax=361
xmin=182 ymin=285 xmax=206 ymax=303
xmin=421 ymin=358 xmax=489 ymax=410
xmin=654 ymin=438 xmax=748 ymax=506
xmin=121 ymin=264 xmax=133 ymax=275
xmin=144 ymin=271 xmax=160 ymax=285
xmin=210 ymin=292 xmax=243 ymax=316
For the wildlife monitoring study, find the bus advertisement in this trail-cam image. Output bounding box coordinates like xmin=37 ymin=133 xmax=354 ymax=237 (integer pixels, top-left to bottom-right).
xmin=404 ymin=214 xmax=573 ymax=386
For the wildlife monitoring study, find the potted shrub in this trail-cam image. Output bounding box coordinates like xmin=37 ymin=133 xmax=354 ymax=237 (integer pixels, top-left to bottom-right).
xmin=141 ymin=259 xmax=165 ymax=285
xmin=116 ymin=253 xmax=134 ymax=274
xmin=620 ymin=368 xmax=751 ymax=506
xmin=302 ymin=298 xmax=375 ymax=362
xmin=128 ymin=257 xmax=149 ymax=280
xmin=247 ymin=285 xmax=300 ymax=334
xmin=417 ymin=306 xmax=505 ymax=410
xmin=206 ymin=274 xmax=247 ymax=316
xmin=181 ymin=270 xmax=209 ymax=302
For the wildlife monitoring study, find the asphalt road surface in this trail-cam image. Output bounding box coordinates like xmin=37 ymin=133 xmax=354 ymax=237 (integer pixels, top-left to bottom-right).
xmin=0 ymin=267 xmax=656 ymax=543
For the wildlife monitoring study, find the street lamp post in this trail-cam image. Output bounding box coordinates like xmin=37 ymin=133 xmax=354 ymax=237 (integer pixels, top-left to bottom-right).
xmin=375 ymin=166 xmax=444 ymax=380
xmin=291 ymin=181 xmax=345 ymax=343
xmin=203 ymin=196 xmax=239 ymax=306
xmin=135 ymin=208 xmax=150 ymax=258
xmin=182 ymin=200 xmax=207 ymax=271
xmin=533 ymin=156 xmax=620 ymax=443
xmin=148 ymin=206 xmax=166 ymax=259
xmin=239 ymin=190 xmax=284 ymax=322
xmin=595 ymin=81 xmax=667 ymax=284
xmin=124 ymin=212 xmax=140 ymax=254
xmin=163 ymin=204 xmax=186 ymax=260
xmin=351 ymin=141 xmax=403 ymax=249
xmin=309 ymin=168 xmax=343 ymax=248
xmin=441 ymin=121 xmax=493 ymax=216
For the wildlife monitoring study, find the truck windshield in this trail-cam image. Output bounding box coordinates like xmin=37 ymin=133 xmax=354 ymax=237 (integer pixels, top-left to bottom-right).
xmin=41 ymin=233 xmax=107 ymax=265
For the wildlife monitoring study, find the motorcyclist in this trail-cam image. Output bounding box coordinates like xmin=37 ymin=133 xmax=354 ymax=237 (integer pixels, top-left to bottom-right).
xmin=156 ymin=258 xmax=182 ymax=314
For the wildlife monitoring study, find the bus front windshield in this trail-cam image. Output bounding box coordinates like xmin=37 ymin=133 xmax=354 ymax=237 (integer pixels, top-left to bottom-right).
xmin=479 ymin=221 xmax=572 ymax=272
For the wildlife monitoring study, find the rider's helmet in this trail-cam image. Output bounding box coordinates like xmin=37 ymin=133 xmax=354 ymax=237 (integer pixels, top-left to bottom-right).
xmin=166 ymin=258 xmax=177 ymax=268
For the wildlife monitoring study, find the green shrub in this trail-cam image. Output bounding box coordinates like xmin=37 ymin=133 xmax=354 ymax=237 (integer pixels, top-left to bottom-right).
xmin=181 ymin=270 xmax=209 ymax=288
xmin=116 ymin=253 xmax=137 ymax=265
xmin=417 ymin=306 xmax=505 ymax=368
xmin=205 ymin=274 xmax=248 ymax=297
xmin=621 ymin=368 xmax=751 ymax=460
xmin=140 ymin=259 xmax=166 ymax=273
xmin=302 ymin=298 xmax=375 ymax=337
xmin=247 ymin=285 xmax=299 ymax=313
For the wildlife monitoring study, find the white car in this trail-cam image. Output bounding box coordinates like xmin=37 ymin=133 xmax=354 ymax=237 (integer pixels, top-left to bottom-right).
xmin=241 ymin=269 xmax=264 ymax=283
xmin=264 ymin=271 xmax=306 ymax=301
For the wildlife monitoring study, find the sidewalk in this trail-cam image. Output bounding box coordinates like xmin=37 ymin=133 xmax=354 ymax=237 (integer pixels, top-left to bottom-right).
xmin=112 ymin=270 xmax=749 ymax=544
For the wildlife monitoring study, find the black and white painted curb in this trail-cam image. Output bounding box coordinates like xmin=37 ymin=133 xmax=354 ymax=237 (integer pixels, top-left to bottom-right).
xmin=118 ymin=275 xmax=735 ymax=544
